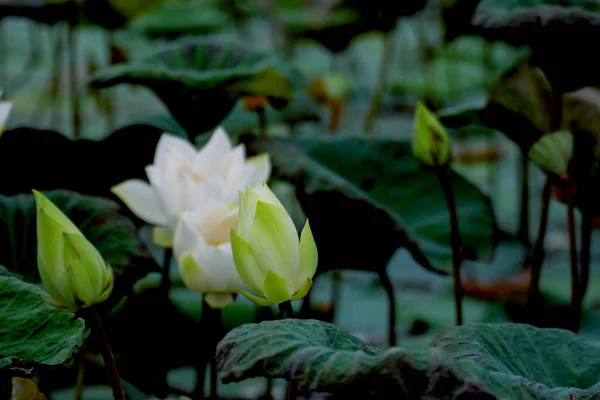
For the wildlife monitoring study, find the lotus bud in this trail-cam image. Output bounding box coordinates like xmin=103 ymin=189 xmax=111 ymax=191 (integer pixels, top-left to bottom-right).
xmin=33 ymin=190 xmax=114 ymax=312
xmin=412 ymin=101 xmax=450 ymax=167
xmin=230 ymin=183 xmax=318 ymax=306
xmin=528 ymin=131 xmax=573 ymax=177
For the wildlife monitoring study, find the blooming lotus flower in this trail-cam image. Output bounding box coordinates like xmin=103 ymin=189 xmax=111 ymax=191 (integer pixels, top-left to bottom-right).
xmin=112 ymin=127 xmax=271 ymax=247
xmin=33 ymin=190 xmax=114 ymax=312
xmin=0 ymin=89 xmax=13 ymax=136
xmin=173 ymin=199 xmax=243 ymax=309
xmin=230 ymin=183 xmax=318 ymax=306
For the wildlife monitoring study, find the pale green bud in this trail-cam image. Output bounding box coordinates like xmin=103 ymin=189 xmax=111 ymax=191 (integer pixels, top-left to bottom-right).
xmin=528 ymin=131 xmax=573 ymax=176
xmin=412 ymin=101 xmax=451 ymax=167
xmin=230 ymin=183 xmax=318 ymax=306
xmin=33 ymin=190 xmax=114 ymax=312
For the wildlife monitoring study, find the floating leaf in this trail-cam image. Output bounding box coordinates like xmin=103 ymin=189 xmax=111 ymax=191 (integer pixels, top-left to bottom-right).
xmin=244 ymin=134 xmax=497 ymax=274
xmin=0 ymin=191 xmax=158 ymax=302
xmin=89 ymin=37 xmax=301 ymax=137
xmin=0 ymin=274 xmax=85 ymax=370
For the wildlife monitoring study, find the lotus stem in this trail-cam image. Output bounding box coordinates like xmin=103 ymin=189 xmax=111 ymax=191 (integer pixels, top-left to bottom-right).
xmin=527 ymin=177 xmax=552 ymax=310
xmin=518 ymin=151 xmax=531 ymax=248
xmin=567 ymin=192 xmax=580 ymax=332
xmin=92 ymin=310 xmax=124 ymax=400
xmin=436 ymin=168 xmax=463 ymax=325
xmin=209 ymin=305 xmax=222 ymax=400
xmin=159 ymin=248 xmax=172 ymax=294
xmin=328 ymin=99 xmax=343 ymax=132
xmin=74 ymin=338 xmax=87 ymax=400
xmin=257 ymin=108 xmax=268 ymax=137
xmin=278 ymin=301 xmax=297 ymax=400
xmin=363 ymin=32 xmax=394 ymax=133
xmin=378 ymin=270 xmax=397 ymax=345
xmin=580 ymin=207 xmax=593 ymax=307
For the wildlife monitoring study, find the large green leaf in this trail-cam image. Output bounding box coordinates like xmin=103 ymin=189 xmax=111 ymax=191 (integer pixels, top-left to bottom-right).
xmin=472 ymin=0 xmax=600 ymax=93
xmin=0 ymin=274 xmax=85 ymax=370
xmin=0 ymin=191 xmax=157 ymax=301
xmin=89 ymin=37 xmax=302 ymax=138
xmin=433 ymin=323 xmax=600 ymax=398
xmin=216 ymin=319 xmax=491 ymax=397
xmin=218 ymin=319 xmax=600 ymax=398
xmin=244 ymin=134 xmax=497 ymax=274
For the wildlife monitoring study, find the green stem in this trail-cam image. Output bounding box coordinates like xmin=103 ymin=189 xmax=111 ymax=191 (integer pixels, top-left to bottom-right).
xmin=518 ymin=151 xmax=531 ymax=248
xmin=209 ymin=305 xmax=222 ymax=400
xmin=258 ymin=108 xmax=268 ymax=137
xmin=527 ymin=177 xmax=552 ymax=310
xmin=580 ymin=207 xmax=593 ymax=307
xmin=92 ymin=310 xmax=124 ymax=400
xmin=74 ymin=338 xmax=87 ymax=400
xmin=363 ymin=32 xmax=394 ymax=133
xmin=436 ymin=168 xmax=463 ymax=325
xmin=278 ymin=301 xmax=297 ymax=400
xmin=567 ymin=195 xmax=580 ymax=332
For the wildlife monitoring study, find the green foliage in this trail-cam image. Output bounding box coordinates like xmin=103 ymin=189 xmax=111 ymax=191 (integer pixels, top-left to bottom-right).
xmin=89 ymin=37 xmax=302 ymax=138
xmin=0 ymin=274 xmax=85 ymax=369
xmin=245 ymin=134 xmax=496 ymax=274
xmin=218 ymin=319 xmax=600 ymax=398
xmin=0 ymin=191 xmax=156 ymax=298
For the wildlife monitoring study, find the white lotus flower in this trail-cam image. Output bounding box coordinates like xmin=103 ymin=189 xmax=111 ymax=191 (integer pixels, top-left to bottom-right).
xmin=111 ymin=127 xmax=271 ymax=247
xmin=173 ymin=199 xmax=243 ymax=309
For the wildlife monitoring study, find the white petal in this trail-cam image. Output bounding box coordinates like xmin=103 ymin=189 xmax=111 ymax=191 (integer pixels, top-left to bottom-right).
xmin=193 ymin=127 xmax=233 ymax=174
xmin=192 ymin=243 xmax=243 ymax=292
xmin=154 ymin=133 xmax=197 ymax=167
xmin=111 ymin=180 xmax=167 ymax=225
xmin=197 ymin=206 xmax=239 ymax=246
xmin=173 ymin=214 xmax=206 ymax=257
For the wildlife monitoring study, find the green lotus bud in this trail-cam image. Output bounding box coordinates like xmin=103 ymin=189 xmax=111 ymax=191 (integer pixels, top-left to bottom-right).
xmin=412 ymin=101 xmax=451 ymax=167
xmin=33 ymin=190 xmax=114 ymax=312
xmin=528 ymin=131 xmax=573 ymax=175
xmin=230 ymin=183 xmax=318 ymax=306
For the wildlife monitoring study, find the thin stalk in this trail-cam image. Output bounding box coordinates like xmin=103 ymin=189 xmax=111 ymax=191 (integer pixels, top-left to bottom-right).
xmin=278 ymin=301 xmax=297 ymax=400
xmin=258 ymin=108 xmax=268 ymax=137
xmin=567 ymin=196 xmax=580 ymax=332
xmin=518 ymin=152 xmax=531 ymax=248
xmin=74 ymin=338 xmax=87 ymax=400
xmin=92 ymin=310 xmax=124 ymax=400
xmin=209 ymin=305 xmax=222 ymax=400
xmin=527 ymin=177 xmax=552 ymax=309
xmin=363 ymin=32 xmax=394 ymax=133
xmin=436 ymin=168 xmax=463 ymax=325
xmin=580 ymin=207 xmax=593 ymax=306
xmin=159 ymin=248 xmax=172 ymax=294
xmin=378 ymin=271 xmax=397 ymax=346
